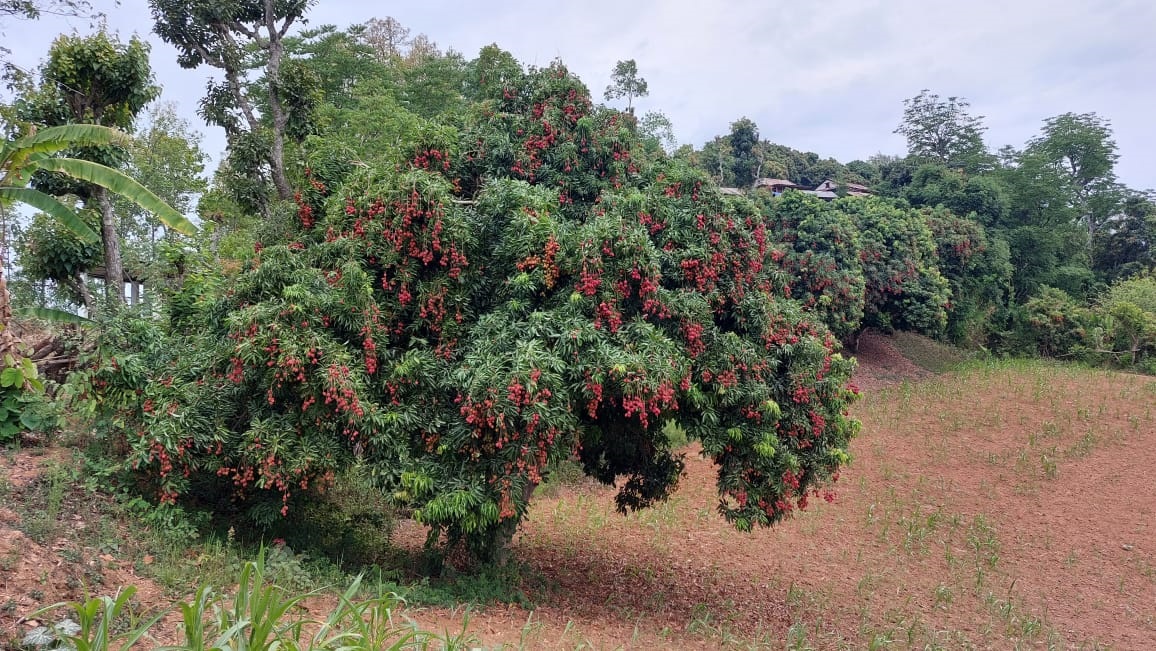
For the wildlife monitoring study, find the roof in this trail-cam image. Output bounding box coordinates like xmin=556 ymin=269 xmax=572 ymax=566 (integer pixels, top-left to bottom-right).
xmin=754 ymin=178 xmax=797 ymax=188
xmin=801 ymin=190 xmax=838 ymax=200
xmin=811 ymin=179 xmax=874 ymax=196
xmin=718 ymin=187 xmax=744 ymax=196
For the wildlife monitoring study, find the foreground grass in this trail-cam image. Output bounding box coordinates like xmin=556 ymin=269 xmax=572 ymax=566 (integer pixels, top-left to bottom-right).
xmin=22 ymin=553 xmax=473 ymax=650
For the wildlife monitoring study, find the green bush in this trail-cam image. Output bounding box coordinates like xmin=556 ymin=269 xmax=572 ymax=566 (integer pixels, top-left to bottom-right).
xmin=0 ymin=349 xmax=46 ymax=445
xmin=765 ymin=191 xmax=865 ymax=341
xmin=1020 ymin=287 xmax=1092 ymax=358
xmin=841 ymin=196 xmax=950 ymax=336
xmin=1089 ymin=275 xmax=1156 ymax=369
xmin=84 ymin=64 xmax=860 ymax=565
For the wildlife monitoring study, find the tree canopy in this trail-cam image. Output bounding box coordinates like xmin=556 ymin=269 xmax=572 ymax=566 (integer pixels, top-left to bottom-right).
xmin=603 ymin=59 xmax=648 ymax=113
xmin=894 ymin=90 xmax=991 ymax=174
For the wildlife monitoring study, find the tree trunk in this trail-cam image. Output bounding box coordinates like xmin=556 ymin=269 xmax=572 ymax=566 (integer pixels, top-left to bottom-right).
xmin=262 ymin=0 xmax=293 ymax=202
xmin=0 ymin=268 xmax=16 ymax=357
xmin=65 ymin=273 xmax=96 ymax=318
xmin=98 ymin=187 xmax=124 ymax=307
xmin=0 ymin=203 xmax=17 ymax=357
xmin=481 ymin=480 xmax=538 ymax=566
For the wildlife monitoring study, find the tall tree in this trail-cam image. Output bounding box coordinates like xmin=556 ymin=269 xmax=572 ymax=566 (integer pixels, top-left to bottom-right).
xmin=1022 ymin=112 xmax=1123 ymax=241
xmin=359 ymin=16 xmax=410 ymax=63
xmin=286 ymin=25 xmax=382 ymax=109
xmin=637 ymin=110 xmax=677 ymax=156
xmin=603 ymin=59 xmax=648 ymax=113
xmin=28 ymin=30 xmax=158 ymax=306
xmin=398 ymin=47 xmax=466 ymax=119
xmin=895 ymin=90 xmax=991 ymax=173
xmin=405 ymin=33 xmax=439 ymax=62
xmin=698 ymin=135 xmax=734 ymax=186
xmin=729 ymin=117 xmax=761 ymax=187
xmin=150 ymin=0 xmax=314 ymax=209
xmin=1093 ymin=192 xmax=1156 ymax=280
xmin=466 ymin=44 xmax=522 ymax=102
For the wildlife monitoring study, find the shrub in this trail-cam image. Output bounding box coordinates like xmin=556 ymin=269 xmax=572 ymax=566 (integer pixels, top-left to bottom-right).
xmin=925 ymin=206 xmax=1012 ymax=346
xmin=86 ymin=64 xmax=860 ymax=564
xmin=840 ymin=197 xmax=950 ymax=336
xmin=1020 ymin=287 xmax=1092 ymax=358
xmin=0 ymin=349 xmax=47 ymax=445
xmin=1090 ymin=275 xmax=1156 ymax=368
xmin=765 ymin=191 xmax=866 ymax=341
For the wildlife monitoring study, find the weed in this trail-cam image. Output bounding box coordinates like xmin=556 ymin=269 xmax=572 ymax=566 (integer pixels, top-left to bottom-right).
xmin=786 ymin=582 xmax=807 ymax=609
xmin=933 ymin=584 xmax=953 ymax=609
xmin=515 ymin=610 xmax=545 ymax=648
xmin=856 ymin=573 xmax=879 ymax=598
xmin=31 ymin=552 xmax=475 ymax=651
xmin=785 ymin=621 xmax=813 ymax=650
xmin=1040 ymin=452 xmax=1058 ymax=479
xmin=19 ymin=463 xmax=75 ymax=543
xmin=1066 ymin=431 xmax=1098 ymax=458
xmin=898 ymin=504 xmax=943 ymax=554
xmin=866 ymin=630 xmax=893 ymax=650
xmin=967 ymin=515 xmax=1001 ymax=569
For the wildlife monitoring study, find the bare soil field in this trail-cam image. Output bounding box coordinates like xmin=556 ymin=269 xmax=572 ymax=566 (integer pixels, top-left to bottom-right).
xmin=2 ymin=336 xmax=1154 ymax=649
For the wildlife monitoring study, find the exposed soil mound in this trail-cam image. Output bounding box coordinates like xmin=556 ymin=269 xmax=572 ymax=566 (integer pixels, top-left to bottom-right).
xmin=851 ymin=330 xmax=936 ymax=390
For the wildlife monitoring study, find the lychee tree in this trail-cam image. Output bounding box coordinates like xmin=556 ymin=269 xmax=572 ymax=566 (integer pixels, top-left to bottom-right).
xmin=95 ymin=62 xmax=859 ymax=562
xmin=841 ymin=196 xmax=950 ymax=335
xmin=762 ymin=190 xmax=866 ymax=341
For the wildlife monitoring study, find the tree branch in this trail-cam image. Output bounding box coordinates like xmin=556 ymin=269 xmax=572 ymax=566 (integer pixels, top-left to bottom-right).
xmin=277 ymin=13 xmax=298 ymax=39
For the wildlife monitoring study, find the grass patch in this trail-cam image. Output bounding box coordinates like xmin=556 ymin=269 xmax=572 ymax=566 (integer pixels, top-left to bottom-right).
xmin=25 ymin=553 xmax=476 ymax=650
xmin=890 ymin=331 xmax=970 ymax=372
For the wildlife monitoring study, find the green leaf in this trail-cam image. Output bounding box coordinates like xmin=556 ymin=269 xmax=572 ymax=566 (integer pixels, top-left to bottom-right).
xmin=1 ymin=368 xmax=23 ymax=387
xmin=9 ymin=124 xmax=131 ymax=158
xmin=0 ymin=187 xmax=100 ymax=242
xmin=20 ymin=307 xmax=94 ymax=325
xmin=35 ymin=158 xmax=198 ymax=236
xmin=20 ymin=410 xmax=45 ymax=431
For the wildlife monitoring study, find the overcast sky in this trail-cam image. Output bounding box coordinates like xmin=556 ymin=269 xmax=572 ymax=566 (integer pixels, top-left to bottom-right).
xmin=4 ymin=0 xmax=1154 ymax=191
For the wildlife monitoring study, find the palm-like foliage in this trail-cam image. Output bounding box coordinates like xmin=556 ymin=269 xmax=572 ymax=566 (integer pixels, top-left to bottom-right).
xmin=1 ymin=123 xmax=198 ymax=368
xmin=0 ymin=123 xmax=198 ymax=241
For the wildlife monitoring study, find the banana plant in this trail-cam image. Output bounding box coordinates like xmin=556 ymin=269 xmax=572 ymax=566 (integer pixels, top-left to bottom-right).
xmin=0 ymin=123 xmax=198 ymax=376
xmin=0 ymin=123 xmax=198 ymax=242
